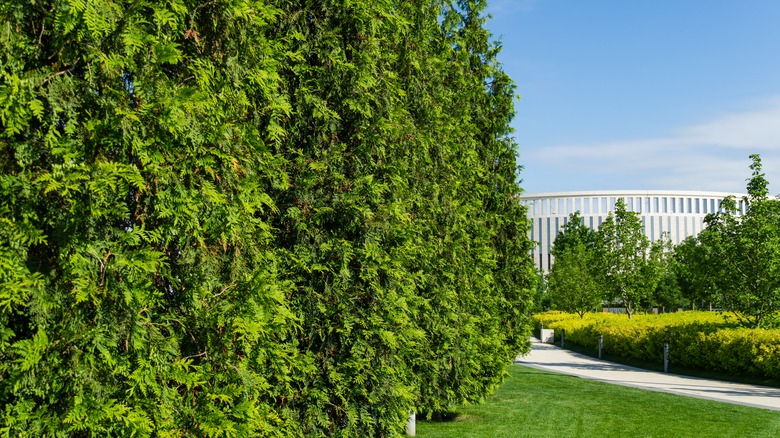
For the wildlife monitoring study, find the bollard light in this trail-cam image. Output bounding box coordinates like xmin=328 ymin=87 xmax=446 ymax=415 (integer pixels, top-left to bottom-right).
xmin=599 ymin=335 xmax=603 ymax=359
xmin=664 ymin=343 xmax=669 ymax=373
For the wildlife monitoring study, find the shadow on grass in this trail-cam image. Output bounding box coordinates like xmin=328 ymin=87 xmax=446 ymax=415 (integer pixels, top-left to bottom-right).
xmin=511 ymin=370 xmax=583 ymax=381
xmin=421 ymin=411 xmax=460 ymax=423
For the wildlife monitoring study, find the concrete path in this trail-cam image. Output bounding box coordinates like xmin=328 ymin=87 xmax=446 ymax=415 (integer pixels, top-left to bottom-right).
xmin=515 ymin=338 xmax=780 ymax=411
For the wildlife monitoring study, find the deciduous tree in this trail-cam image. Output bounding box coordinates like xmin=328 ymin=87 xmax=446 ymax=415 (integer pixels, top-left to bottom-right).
xmin=547 ymin=212 xmax=602 ymax=317
xmin=596 ymin=199 xmax=663 ymax=318
xmin=548 ymin=241 xmax=602 ymax=317
xmin=551 ymin=211 xmax=598 ymax=259
xmin=673 ymin=234 xmax=722 ymax=310
xmin=704 ymin=155 xmax=780 ymax=328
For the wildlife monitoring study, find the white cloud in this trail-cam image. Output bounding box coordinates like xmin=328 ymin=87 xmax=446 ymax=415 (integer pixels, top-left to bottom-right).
xmin=679 ymin=97 xmax=780 ymax=149
xmin=523 ymin=97 xmax=780 ymax=194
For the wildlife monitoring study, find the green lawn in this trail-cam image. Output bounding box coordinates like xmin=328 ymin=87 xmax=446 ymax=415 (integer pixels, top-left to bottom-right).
xmin=417 ymin=364 xmax=780 ymax=437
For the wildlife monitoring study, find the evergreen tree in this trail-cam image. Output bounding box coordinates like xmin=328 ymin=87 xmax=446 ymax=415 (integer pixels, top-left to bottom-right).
xmin=0 ymin=0 xmax=535 ymax=435
xmin=1 ymin=1 xmax=303 ymax=435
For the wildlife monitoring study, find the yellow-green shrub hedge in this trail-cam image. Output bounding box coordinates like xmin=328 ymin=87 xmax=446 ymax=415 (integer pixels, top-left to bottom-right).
xmin=532 ymin=311 xmax=780 ymax=379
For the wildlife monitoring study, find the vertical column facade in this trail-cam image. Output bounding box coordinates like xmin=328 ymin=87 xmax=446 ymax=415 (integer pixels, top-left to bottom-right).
xmin=520 ymin=191 xmax=745 ymax=272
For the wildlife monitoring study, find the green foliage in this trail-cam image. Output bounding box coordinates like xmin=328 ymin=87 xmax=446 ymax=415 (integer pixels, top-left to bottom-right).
xmin=0 ymin=0 xmax=534 ymax=435
xmin=270 ymin=0 xmax=535 ymax=425
xmin=677 ymin=155 xmax=780 ymax=328
xmin=672 ymin=235 xmax=720 ymax=310
xmin=547 ymin=209 xmax=676 ymax=318
xmin=648 ymin=237 xmax=682 ymax=310
xmin=2 ymin=1 xmax=302 ymax=435
xmin=530 ymin=270 xmax=552 ymax=313
xmin=547 ymin=213 xmax=603 ymax=317
xmin=550 ymin=211 xmax=598 ymax=259
xmin=596 ymin=199 xmax=667 ymax=318
xmin=548 ymin=241 xmax=602 ymax=318
xmin=533 ymin=311 xmax=780 ymax=379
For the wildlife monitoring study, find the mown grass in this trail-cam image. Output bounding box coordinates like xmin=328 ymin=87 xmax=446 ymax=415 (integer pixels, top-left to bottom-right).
xmin=417 ymin=364 xmax=780 ymax=437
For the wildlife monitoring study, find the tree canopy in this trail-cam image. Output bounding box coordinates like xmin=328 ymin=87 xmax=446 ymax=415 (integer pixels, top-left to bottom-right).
xmin=546 ymin=207 xmax=669 ymax=318
xmin=596 ymin=199 xmax=666 ymax=318
xmin=550 ymin=211 xmax=598 ymax=259
xmin=0 ymin=0 xmax=535 ymax=435
xmin=548 ymin=241 xmax=602 ymax=318
xmin=700 ymin=155 xmax=780 ymax=327
xmin=544 ymin=156 xmax=780 ymax=325
xmin=548 ymin=213 xmax=601 ymax=317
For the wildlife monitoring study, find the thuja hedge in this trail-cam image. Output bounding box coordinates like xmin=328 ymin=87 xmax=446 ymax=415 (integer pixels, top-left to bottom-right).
xmin=533 ymin=312 xmax=780 ymax=380
xmin=0 ymin=0 xmax=536 ymax=436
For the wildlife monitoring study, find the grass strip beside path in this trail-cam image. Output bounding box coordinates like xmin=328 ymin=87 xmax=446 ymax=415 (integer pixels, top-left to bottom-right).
xmin=417 ymin=364 xmax=780 ymax=437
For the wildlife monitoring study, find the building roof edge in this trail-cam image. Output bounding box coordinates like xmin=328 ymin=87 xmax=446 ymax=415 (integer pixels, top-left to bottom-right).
xmin=520 ymin=190 xmax=746 ymax=199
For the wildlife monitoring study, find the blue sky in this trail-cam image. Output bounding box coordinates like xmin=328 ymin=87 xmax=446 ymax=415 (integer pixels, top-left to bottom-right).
xmin=485 ymin=0 xmax=780 ymax=194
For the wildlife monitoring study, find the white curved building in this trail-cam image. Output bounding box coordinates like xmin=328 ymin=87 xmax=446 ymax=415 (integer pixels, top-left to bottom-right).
xmin=520 ymin=190 xmax=746 ymax=272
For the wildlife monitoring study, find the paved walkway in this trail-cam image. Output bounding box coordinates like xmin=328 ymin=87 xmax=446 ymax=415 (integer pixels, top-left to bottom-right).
xmin=515 ymin=338 xmax=780 ymax=411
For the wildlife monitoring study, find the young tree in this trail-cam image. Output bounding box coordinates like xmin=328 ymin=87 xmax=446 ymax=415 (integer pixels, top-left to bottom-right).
xmin=596 ymin=199 xmax=663 ymax=318
xmin=547 ymin=212 xmax=602 ymax=316
xmin=649 ymin=235 xmax=682 ymax=310
xmin=531 ymin=270 xmax=552 ymax=313
xmin=704 ymin=155 xmax=780 ymax=327
xmin=551 ymin=211 xmax=599 ymax=259
xmin=548 ymin=241 xmax=602 ymax=317
xmin=673 ymin=233 xmax=723 ymax=310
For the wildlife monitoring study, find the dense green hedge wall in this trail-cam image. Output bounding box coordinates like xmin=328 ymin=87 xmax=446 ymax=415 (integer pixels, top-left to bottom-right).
xmin=533 ymin=312 xmax=780 ymax=379
xmin=0 ymin=0 xmax=535 ymax=435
